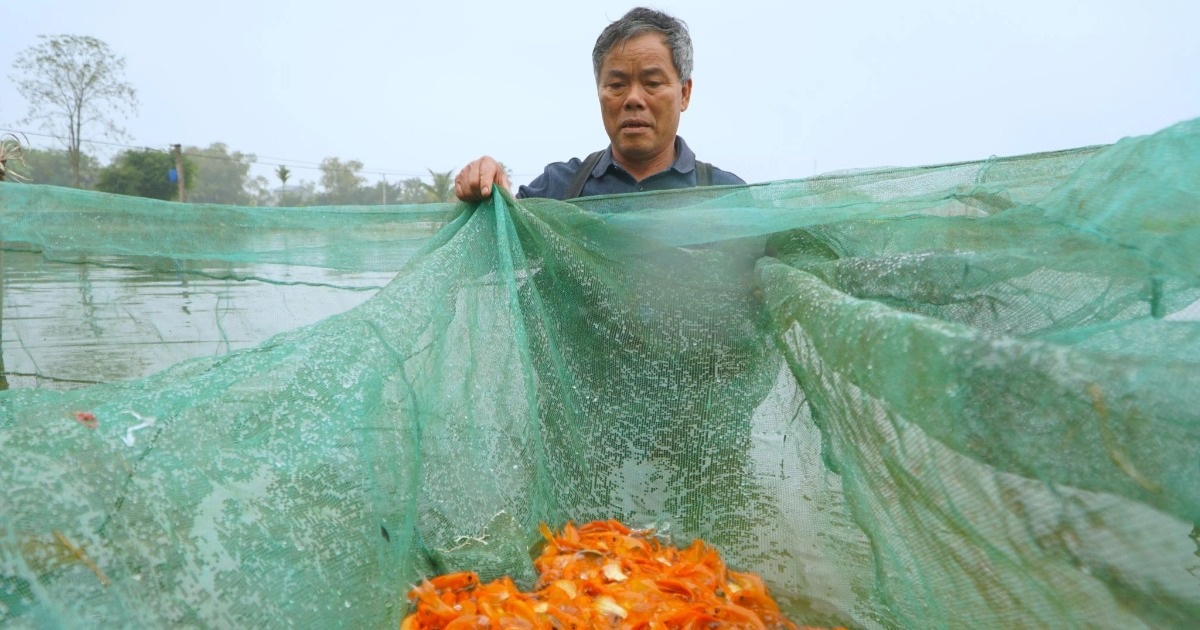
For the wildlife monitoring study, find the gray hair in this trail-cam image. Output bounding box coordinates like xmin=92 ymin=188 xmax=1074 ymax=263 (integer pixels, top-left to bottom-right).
xmin=592 ymin=7 xmax=693 ymax=84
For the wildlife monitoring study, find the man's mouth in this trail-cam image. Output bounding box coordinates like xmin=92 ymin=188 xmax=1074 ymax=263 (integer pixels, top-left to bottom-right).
xmin=621 ymin=120 xmax=652 ymax=129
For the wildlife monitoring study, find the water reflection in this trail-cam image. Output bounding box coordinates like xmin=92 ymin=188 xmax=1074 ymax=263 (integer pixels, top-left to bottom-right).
xmin=0 ymin=249 xmax=404 ymax=390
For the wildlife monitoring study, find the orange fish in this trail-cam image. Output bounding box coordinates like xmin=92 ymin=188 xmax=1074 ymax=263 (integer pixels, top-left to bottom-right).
xmin=400 ymin=520 xmax=843 ymax=630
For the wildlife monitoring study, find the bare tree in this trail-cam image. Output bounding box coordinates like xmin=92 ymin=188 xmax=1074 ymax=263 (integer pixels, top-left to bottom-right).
xmin=10 ymin=35 xmax=138 ymax=187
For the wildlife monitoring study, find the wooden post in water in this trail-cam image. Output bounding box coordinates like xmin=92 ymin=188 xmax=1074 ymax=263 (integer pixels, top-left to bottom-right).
xmin=0 ymin=245 xmax=6 ymax=390
xmin=0 ymin=157 xmax=7 ymax=388
xmin=0 ymin=201 xmax=6 ymax=389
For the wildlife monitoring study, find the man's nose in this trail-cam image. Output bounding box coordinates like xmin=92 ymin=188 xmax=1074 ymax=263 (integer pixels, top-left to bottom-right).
xmin=623 ymin=83 xmax=647 ymax=109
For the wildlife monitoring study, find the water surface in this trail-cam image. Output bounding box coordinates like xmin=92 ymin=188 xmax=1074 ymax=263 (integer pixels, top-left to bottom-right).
xmin=0 ymin=249 xmax=405 ymax=390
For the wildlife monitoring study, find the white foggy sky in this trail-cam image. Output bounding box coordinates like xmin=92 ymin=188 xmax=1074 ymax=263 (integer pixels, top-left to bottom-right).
xmin=2 ymin=0 xmax=1197 ymax=187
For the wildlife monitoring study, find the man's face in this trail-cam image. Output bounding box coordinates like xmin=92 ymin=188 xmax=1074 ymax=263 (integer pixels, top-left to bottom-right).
xmin=598 ymin=32 xmax=692 ymax=169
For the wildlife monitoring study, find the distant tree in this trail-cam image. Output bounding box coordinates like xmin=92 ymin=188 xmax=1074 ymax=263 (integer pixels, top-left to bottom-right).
xmin=419 ymin=168 xmax=456 ymax=203
xmin=15 ymin=147 xmax=100 ymax=187
xmin=275 ymin=164 xmax=291 ymax=200
xmin=96 ymin=149 xmax=195 ymax=200
xmin=319 ymin=157 xmax=376 ymax=205
xmin=10 ymin=35 xmax=138 ymax=188
xmin=390 ymin=177 xmax=430 ymax=204
xmin=370 ymin=179 xmax=399 ymax=205
xmin=246 ymin=175 xmax=274 ymax=206
xmin=185 ymin=142 xmax=258 ymax=205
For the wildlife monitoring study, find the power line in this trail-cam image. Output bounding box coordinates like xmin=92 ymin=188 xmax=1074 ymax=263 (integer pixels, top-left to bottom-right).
xmin=1 ymin=128 xmax=167 ymax=154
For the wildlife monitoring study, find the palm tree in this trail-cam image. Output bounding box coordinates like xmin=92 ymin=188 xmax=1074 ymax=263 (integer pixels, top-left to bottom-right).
xmin=275 ymin=165 xmax=291 ymax=206
xmin=0 ymin=133 xmax=30 ymax=182
xmin=419 ymin=168 xmax=455 ymax=203
xmin=0 ymin=133 xmax=26 ymax=389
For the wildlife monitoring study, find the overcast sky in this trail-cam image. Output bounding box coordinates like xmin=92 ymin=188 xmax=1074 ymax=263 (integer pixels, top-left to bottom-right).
xmin=3 ymin=0 xmax=1197 ymax=188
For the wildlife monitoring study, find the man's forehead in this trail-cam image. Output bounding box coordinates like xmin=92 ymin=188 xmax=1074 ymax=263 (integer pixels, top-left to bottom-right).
xmin=601 ymin=63 xmax=672 ymax=76
xmin=600 ymin=33 xmax=675 ymax=75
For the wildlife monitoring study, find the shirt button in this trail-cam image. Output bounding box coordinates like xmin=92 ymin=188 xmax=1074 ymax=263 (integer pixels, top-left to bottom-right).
xmin=637 ymin=185 xmax=644 ymax=191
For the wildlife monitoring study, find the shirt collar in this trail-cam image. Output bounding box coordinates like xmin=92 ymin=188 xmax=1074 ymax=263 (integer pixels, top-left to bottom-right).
xmin=594 ymin=136 xmax=697 ymax=178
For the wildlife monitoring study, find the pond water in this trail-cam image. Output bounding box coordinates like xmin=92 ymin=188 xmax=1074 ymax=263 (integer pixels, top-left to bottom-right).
xmin=0 ymin=249 xmax=404 ymax=390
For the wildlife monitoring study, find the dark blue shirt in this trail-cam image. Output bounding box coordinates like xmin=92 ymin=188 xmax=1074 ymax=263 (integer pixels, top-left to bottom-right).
xmin=516 ymin=136 xmax=744 ymax=200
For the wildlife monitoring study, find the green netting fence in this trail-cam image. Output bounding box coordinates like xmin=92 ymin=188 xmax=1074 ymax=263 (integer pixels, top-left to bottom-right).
xmin=1 ymin=118 xmax=1198 ymax=628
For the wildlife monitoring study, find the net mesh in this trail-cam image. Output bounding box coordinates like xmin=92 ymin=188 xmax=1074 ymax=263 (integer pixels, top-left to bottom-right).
xmin=1 ymin=118 xmax=1198 ymax=628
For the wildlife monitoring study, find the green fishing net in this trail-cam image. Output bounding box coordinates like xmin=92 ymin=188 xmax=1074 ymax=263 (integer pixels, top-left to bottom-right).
xmin=1 ymin=118 xmax=1198 ymax=629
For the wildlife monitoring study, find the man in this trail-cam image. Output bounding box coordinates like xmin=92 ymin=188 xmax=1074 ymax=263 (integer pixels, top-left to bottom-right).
xmin=454 ymin=7 xmax=744 ymax=202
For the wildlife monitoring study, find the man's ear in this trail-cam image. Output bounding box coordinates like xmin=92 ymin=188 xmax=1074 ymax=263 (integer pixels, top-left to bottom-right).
xmin=681 ymin=78 xmax=693 ymax=112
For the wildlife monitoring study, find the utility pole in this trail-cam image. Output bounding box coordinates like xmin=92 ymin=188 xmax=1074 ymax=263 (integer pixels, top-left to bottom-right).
xmin=382 ymin=175 xmax=388 ymax=205
xmin=172 ymin=144 xmax=186 ymax=202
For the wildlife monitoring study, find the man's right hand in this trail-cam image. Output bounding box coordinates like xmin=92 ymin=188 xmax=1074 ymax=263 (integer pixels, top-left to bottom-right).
xmin=454 ymin=156 xmax=511 ymax=202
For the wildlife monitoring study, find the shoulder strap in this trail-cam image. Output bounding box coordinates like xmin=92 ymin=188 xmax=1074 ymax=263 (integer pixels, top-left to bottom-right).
xmin=565 ymin=151 xmax=605 ymax=199
xmin=696 ymin=161 xmax=712 ymax=187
